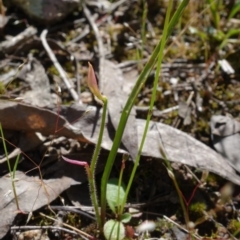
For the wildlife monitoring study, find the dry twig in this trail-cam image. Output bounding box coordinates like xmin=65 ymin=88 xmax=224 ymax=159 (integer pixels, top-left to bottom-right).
xmin=40 ymin=29 xmax=79 ymax=101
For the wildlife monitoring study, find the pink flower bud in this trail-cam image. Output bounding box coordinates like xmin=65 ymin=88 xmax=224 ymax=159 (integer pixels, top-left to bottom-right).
xmin=87 ymin=62 xmax=104 ymax=101
xmin=62 ymin=155 xmax=88 ymax=167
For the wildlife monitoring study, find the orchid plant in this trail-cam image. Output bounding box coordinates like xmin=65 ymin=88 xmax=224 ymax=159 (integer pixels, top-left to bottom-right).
xmin=62 ymin=62 xmax=108 ymax=230
xmin=62 ymin=0 xmax=190 ymax=239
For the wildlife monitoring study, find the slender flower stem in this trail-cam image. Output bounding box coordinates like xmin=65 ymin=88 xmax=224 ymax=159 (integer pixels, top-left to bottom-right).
xmin=62 ymin=62 xmax=108 ymax=230
xmin=81 ymin=62 xmax=109 ymax=230
xmin=117 ymin=157 xmax=126 ymax=214
xmin=89 ymin=96 xmax=108 ymax=230
xmin=90 ymin=97 xmax=108 ymax=173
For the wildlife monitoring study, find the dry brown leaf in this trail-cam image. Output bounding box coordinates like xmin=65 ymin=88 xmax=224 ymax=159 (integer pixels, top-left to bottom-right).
xmin=0 ymin=171 xmax=78 ymax=238
xmin=1 ymin=101 xmax=240 ymax=185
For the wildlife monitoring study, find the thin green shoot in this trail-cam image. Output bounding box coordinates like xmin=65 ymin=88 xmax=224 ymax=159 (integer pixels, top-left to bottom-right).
xmin=11 ymin=154 xmax=21 ymax=211
xmin=12 ymin=154 xmax=20 ymax=178
xmin=116 ymin=155 xmax=127 ymax=215
xmin=140 ymin=0 xmax=148 ymax=59
xmin=0 ymin=123 xmax=21 ymax=211
xmin=157 ymin=128 xmax=190 ymax=227
xmin=228 ymin=1 xmax=240 ymax=20
xmin=100 ymin=0 xmax=190 ymax=225
xmin=218 ymin=29 xmax=240 ymax=51
xmin=207 ymin=0 xmax=221 ymax=30
xmin=135 ymin=0 xmax=148 ymax=70
xmin=89 ymin=96 xmax=108 ymax=229
xmin=120 ymin=0 xmax=173 ymax=214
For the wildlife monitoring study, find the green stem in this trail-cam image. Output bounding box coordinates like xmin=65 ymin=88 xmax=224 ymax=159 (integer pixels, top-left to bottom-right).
xmin=164 ymin=161 xmax=190 ymax=227
xmin=101 ymin=0 xmax=190 ymax=224
xmin=87 ymin=167 xmax=101 ymax=226
xmin=158 ymin=135 xmax=189 ymax=226
xmin=120 ymin=0 xmax=173 ymax=213
xmin=90 ymin=97 xmax=108 ymax=173
xmin=12 ymin=154 xmax=21 ymax=211
xmin=117 ymin=157 xmax=126 ymax=214
xmin=89 ymin=96 xmax=108 ymax=229
xmin=0 ymin=124 xmax=20 ymax=211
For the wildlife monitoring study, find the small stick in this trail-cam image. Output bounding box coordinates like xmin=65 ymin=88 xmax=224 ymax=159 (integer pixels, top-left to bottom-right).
xmin=11 ymin=225 xmax=80 ymax=237
xmin=39 ymin=212 xmax=95 ymax=240
xmin=83 ymin=4 xmax=105 ymax=61
xmin=40 ymin=29 xmax=79 ymax=101
xmin=0 ymin=26 xmax=37 ymax=54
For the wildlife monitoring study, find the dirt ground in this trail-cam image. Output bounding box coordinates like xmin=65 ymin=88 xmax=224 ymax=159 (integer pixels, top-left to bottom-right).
xmin=0 ymin=0 xmax=240 ymax=239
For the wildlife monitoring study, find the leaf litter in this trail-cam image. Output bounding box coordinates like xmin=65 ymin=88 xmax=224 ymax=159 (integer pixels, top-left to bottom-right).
xmin=0 ymin=0 xmax=240 ymax=239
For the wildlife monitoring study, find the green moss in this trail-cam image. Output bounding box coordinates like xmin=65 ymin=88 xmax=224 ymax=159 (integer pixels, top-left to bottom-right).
xmin=197 ymin=118 xmax=209 ymax=133
xmin=210 ymin=101 xmax=218 ymax=110
xmin=189 ymin=202 xmax=207 ymax=221
xmin=64 ymin=61 xmax=74 ymax=73
xmin=228 ymin=219 xmax=240 ymax=237
xmin=48 ymin=65 xmax=59 ymax=76
xmin=0 ymin=82 xmax=6 ymax=95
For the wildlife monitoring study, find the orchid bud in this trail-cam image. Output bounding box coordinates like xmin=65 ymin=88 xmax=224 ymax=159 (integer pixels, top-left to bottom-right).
xmin=62 ymin=156 xmax=88 ymax=167
xmin=62 ymin=155 xmax=91 ymax=177
xmin=87 ymin=62 xmax=105 ymax=102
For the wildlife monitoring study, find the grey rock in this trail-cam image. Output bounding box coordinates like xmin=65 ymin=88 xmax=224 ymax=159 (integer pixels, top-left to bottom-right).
xmin=3 ymin=0 xmax=79 ymax=24
xmin=210 ymin=115 xmax=240 ymax=173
